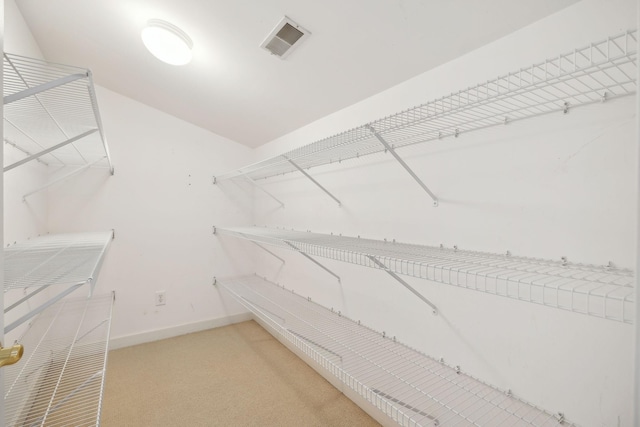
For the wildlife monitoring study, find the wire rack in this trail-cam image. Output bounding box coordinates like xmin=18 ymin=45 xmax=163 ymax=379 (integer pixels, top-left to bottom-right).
xmin=216 ymin=227 xmax=634 ymax=323
xmin=215 ymin=30 xmax=637 ymax=182
xmin=4 ymin=293 xmax=114 ymax=427
xmin=217 ymin=275 xmax=575 ymax=427
xmin=3 ymin=53 xmax=113 ymax=173
xmin=4 ymin=231 xmax=114 ymax=334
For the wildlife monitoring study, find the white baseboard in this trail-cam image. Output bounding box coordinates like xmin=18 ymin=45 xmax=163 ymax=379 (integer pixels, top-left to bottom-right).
xmin=108 ymin=312 xmax=254 ymax=350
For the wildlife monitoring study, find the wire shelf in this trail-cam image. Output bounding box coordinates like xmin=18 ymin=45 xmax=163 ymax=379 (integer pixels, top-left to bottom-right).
xmin=4 ymin=231 xmax=114 ymax=334
xmin=217 ymin=275 xmax=575 ymax=427
xmin=3 ymin=53 xmax=113 ymax=173
xmin=4 ymin=293 xmax=114 ymax=427
xmin=215 ymin=30 xmax=637 ymax=182
xmin=216 ymin=227 xmax=635 ymax=323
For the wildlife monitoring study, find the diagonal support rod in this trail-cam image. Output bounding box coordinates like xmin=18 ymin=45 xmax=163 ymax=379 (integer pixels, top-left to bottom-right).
xmin=3 ymin=72 xmax=87 ymax=105
xmin=284 ymin=241 xmax=341 ymax=283
xmin=243 ymin=175 xmax=285 ymax=208
xmin=253 ymin=242 xmax=286 ymax=264
xmin=367 ymin=125 xmax=439 ymax=207
xmin=87 ymin=72 xmax=115 ymax=174
xmin=23 ymin=157 xmax=107 ymax=200
xmin=4 ymin=128 xmax=99 ymax=172
xmin=4 ymin=282 xmax=86 ymax=334
xmin=286 ymin=157 xmax=342 ymax=207
xmin=367 ymin=255 xmax=438 ymax=314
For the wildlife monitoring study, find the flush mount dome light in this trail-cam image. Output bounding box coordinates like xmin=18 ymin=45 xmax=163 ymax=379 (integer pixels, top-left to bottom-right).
xmin=142 ymin=19 xmax=193 ymax=65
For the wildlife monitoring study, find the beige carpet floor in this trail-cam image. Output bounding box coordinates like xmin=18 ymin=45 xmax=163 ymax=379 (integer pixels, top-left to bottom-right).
xmin=101 ymin=320 xmax=380 ymax=426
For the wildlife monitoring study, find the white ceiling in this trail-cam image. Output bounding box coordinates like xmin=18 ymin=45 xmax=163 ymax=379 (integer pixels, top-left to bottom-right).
xmin=16 ymin=0 xmax=579 ymax=148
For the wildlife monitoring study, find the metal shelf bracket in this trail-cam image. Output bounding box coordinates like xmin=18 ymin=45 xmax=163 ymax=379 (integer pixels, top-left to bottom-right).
xmin=284 ymin=241 xmax=341 ymax=283
xmin=4 ymin=128 xmax=99 ymax=173
xmin=253 ymin=241 xmax=286 ymax=264
xmin=243 ymin=175 xmax=285 ymax=208
xmin=3 ymin=71 xmax=87 ymax=105
xmin=367 ymin=255 xmax=438 ymax=314
xmin=286 ymin=157 xmax=342 ymax=207
xmin=23 ymin=157 xmax=107 ymax=200
xmin=367 ymin=125 xmax=439 ymax=207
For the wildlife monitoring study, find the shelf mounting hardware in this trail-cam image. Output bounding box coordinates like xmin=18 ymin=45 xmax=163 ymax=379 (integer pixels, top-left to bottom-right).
xmin=243 ymin=175 xmax=285 ymax=208
xmin=253 ymin=242 xmax=286 ymax=264
xmin=286 ymin=157 xmax=342 ymax=207
xmin=4 ymin=282 xmax=86 ymax=334
xmin=367 ymin=255 xmax=438 ymax=315
xmin=367 ymin=125 xmax=439 ymax=207
xmin=23 ymin=157 xmax=107 ymax=200
xmin=87 ymin=72 xmax=115 ymax=175
xmin=284 ymin=241 xmax=341 ymax=283
xmin=4 ymin=128 xmax=99 ymax=172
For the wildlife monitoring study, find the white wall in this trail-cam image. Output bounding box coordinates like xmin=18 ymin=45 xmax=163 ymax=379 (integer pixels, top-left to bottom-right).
xmin=45 ymin=85 xmax=255 ymax=345
xmin=247 ymin=0 xmax=637 ymax=426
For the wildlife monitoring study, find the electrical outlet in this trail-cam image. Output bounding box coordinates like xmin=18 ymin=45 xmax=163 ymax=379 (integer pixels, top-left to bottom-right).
xmin=155 ymin=290 xmax=166 ymax=306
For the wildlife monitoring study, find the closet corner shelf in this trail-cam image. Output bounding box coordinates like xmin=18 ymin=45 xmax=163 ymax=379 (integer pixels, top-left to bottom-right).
xmin=218 ymin=275 xmax=576 ymax=427
xmin=4 ymin=230 xmax=114 ymax=334
xmin=4 ymin=292 xmax=114 ymax=427
xmin=3 ymin=53 xmax=114 ymax=193
xmin=216 ymin=226 xmax=634 ymax=323
xmin=214 ymin=30 xmax=637 ymax=191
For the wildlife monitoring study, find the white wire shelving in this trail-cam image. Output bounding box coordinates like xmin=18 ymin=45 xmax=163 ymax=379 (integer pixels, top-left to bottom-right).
xmin=216 ymin=226 xmax=634 ymax=323
xmin=4 ymin=292 xmax=114 ymax=427
xmin=4 ymin=231 xmax=114 ymax=334
xmin=217 ymin=275 xmax=574 ymax=427
xmin=3 ymin=53 xmax=114 ymax=196
xmin=214 ymin=30 xmax=637 ymax=206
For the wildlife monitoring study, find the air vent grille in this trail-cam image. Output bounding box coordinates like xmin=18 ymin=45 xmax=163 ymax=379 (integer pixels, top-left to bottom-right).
xmin=261 ymin=17 xmax=310 ymax=59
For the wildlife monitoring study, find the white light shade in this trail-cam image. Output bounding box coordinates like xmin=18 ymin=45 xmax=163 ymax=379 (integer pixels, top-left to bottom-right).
xmin=142 ymin=19 xmax=193 ymax=66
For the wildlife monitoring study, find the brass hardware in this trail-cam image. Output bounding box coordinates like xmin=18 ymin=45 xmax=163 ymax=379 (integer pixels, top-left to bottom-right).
xmin=0 ymin=343 xmax=24 ymax=368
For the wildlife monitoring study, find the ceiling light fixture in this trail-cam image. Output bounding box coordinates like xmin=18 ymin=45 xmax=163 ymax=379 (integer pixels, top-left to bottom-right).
xmin=141 ymin=19 xmax=193 ymax=66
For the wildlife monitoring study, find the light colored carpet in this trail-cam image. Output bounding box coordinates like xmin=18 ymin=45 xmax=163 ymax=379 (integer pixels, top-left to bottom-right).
xmin=101 ymin=320 xmax=380 ymax=426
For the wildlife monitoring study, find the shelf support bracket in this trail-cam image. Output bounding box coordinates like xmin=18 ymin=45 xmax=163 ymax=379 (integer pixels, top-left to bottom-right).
xmin=367 ymin=125 xmax=439 ymax=207
xmin=87 ymin=72 xmax=115 ymax=174
xmin=4 ymin=282 xmax=86 ymax=334
xmin=3 ymin=72 xmax=87 ymax=105
xmin=366 ymin=255 xmax=438 ymax=315
xmin=3 ymin=128 xmax=99 ymax=172
xmin=23 ymin=157 xmax=107 ymax=200
xmin=284 ymin=241 xmax=341 ymax=283
xmin=242 ymin=175 xmax=285 ymax=208
xmin=252 ymin=242 xmax=286 ymax=264
xmin=286 ymin=157 xmax=342 ymax=207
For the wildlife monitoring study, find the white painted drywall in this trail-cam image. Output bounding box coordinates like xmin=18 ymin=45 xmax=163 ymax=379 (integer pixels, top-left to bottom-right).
xmin=248 ymin=0 xmax=637 ymax=425
xmin=45 ymin=85 xmax=256 ymax=343
xmin=5 ymin=0 xmax=256 ymax=346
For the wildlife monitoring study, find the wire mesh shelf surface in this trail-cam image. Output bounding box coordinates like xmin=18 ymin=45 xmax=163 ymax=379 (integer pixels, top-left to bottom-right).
xmin=217 ymin=227 xmax=634 ymax=323
xmin=218 ymin=275 xmax=575 ymax=427
xmin=3 ymin=231 xmax=114 ymax=334
xmin=215 ymin=30 xmax=637 ymax=182
xmin=3 ymin=53 xmax=113 ymax=172
xmin=5 ymin=231 xmax=114 ymax=292
xmin=4 ymin=293 xmax=114 ymax=427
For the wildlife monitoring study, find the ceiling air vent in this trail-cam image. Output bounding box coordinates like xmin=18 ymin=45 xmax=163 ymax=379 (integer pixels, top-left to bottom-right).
xmin=260 ymin=16 xmax=310 ymax=59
